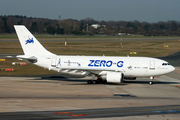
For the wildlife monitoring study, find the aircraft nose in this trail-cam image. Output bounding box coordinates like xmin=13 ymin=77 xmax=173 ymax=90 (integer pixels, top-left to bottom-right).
xmin=170 ymin=66 xmax=175 ymax=72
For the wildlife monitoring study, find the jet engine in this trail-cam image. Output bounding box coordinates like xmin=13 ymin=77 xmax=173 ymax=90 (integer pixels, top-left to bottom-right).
xmin=100 ymin=72 xmax=124 ymax=83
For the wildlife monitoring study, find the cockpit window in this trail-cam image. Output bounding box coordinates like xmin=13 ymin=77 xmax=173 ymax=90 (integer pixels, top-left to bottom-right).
xmin=162 ymin=63 xmax=170 ymax=66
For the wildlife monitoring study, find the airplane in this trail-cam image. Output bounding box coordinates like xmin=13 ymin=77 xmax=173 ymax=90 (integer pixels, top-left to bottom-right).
xmin=14 ymin=25 xmax=175 ymax=85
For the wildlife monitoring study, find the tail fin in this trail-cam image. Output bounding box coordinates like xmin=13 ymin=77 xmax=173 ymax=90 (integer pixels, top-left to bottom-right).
xmin=14 ymin=25 xmax=55 ymax=56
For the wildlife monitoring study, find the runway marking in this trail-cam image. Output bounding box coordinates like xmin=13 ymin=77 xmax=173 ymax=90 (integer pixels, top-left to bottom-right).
xmin=113 ymin=94 xmax=136 ymax=97
xmin=69 ymin=114 xmax=87 ymax=117
xmin=153 ymin=111 xmax=167 ymax=113
xmin=175 ymin=85 xmax=180 ymax=88
xmin=54 ymin=112 xmax=71 ymax=114
xmin=71 ymin=106 xmax=180 ymax=116
xmin=168 ymin=110 xmax=180 ymax=113
xmin=135 ymin=106 xmax=180 ymax=113
xmin=153 ymin=110 xmax=180 ymax=114
xmin=0 ymin=106 xmax=180 ymax=119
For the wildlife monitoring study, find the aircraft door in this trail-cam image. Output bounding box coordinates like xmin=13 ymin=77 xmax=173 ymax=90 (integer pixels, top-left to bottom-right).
xmin=149 ymin=60 xmax=155 ymax=70
xmin=51 ymin=57 xmax=57 ymax=67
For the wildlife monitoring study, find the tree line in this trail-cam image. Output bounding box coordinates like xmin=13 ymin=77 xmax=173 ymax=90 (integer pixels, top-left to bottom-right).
xmin=0 ymin=15 xmax=180 ymax=36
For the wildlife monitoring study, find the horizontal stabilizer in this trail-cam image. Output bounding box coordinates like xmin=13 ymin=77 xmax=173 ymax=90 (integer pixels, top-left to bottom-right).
xmin=16 ymin=55 xmax=37 ymax=63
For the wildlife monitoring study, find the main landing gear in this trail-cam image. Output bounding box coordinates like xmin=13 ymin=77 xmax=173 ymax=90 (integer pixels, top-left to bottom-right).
xmin=87 ymin=74 xmax=106 ymax=84
xmin=87 ymin=80 xmax=97 ymax=84
xmin=149 ymin=76 xmax=154 ymax=85
xmin=87 ymin=79 xmax=107 ymax=84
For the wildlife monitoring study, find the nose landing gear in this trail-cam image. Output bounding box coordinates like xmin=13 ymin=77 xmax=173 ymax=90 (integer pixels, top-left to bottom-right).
xmin=149 ymin=76 xmax=154 ymax=85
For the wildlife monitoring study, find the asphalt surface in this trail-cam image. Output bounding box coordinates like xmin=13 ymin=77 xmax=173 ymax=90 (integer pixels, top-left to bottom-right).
xmin=0 ymin=105 xmax=180 ymax=120
xmin=158 ymin=51 xmax=180 ymax=66
xmin=0 ymin=74 xmax=180 ymax=119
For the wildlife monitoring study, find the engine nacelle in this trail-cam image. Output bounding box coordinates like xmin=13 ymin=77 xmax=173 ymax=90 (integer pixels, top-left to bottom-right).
xmin=100 ymin=72 xmax=124 ymax=83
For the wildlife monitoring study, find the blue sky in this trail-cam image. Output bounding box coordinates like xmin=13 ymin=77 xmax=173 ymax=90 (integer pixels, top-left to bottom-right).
xmin=0 ymin=0 xmax=180 ymax=22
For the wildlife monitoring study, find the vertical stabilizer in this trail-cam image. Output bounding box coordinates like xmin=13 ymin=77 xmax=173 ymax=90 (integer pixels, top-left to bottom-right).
xmin=14 ymin=25 xmax=55 ymax=56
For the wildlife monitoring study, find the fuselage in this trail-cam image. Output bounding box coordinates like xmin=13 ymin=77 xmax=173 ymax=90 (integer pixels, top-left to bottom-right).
xmin=35 ymin=55 xmax=175 ymax=77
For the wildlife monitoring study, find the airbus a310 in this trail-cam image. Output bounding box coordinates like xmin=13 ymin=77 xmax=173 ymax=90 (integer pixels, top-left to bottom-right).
xmin=14 ymin=25 xmax=175 ymax=85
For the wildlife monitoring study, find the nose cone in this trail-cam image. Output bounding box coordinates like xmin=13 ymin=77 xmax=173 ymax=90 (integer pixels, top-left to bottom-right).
xmin=170 ymin=65 xmax=175 ymax=72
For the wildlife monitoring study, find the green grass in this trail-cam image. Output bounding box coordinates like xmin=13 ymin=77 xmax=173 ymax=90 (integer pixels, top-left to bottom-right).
xmin=0 ymin=59 xmax=57 ymax=76
xmin=0 ymin=34 xmax=180 ymax=40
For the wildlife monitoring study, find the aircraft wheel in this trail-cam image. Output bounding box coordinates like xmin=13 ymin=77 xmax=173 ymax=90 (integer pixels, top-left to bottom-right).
xmin=149 ymin=76 xmax=154 ymax=85
xmin=87 ymin=80 xmax=93 ymax=84
xmin=93 ymin=80 xmax=97 ymax=84
xmin=149 ymin=81 xmax=153 ymax=85
xmin=96 ymin=78 xmax=101 ymax=84
xmin=103 ymin=80 xmax=107 ymax=84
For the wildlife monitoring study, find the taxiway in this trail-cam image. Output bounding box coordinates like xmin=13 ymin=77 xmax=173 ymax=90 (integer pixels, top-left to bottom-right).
xmin=0 ymin=69 xmax=180 ymax=119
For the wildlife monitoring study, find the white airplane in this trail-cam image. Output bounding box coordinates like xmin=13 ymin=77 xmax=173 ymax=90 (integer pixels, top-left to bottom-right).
xmin=14 ymin=25 xmax=175 ymax=85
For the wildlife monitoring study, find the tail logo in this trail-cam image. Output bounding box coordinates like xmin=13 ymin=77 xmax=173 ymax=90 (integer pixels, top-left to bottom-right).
xmin=25 ymin=37 xmax=34 ymax=45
